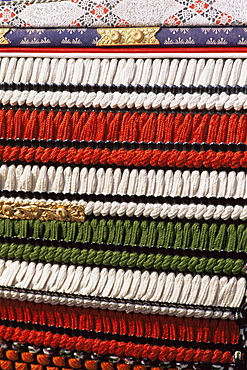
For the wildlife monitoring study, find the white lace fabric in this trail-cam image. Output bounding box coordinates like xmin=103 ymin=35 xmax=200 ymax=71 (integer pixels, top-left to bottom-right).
xmin=0 ymin=0 xmax=247 ymax=28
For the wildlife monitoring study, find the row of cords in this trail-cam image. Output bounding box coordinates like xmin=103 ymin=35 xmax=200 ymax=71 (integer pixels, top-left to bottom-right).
xmin=2 ymin=195 xmax=247 ymax=221
xmin=3 ymin=87 xmax=247 ymax=110
xmin=1 ymin=145 xmax=247 ymax=170
xmin=1 ymin=110 xmax=247 ymax=145
xmin=1 ymin=58 xmax=245 ymax=88
xmin=0 ymin=325 xmax=235 ymax=363
xmin=0 ymin=218 xmax=247 ymax=253
xmin=0 ymin=347 xmax=240 ymax=370
xmin=0 ymin=299 xmax=240 ymax=344
xmin=0 ymin=259 xmax=244 ymax=307
xmin=0 ymin=242 xmax=243 ymax=275
xmin=3 ymin=164 xmax=247 ymax=200
xmin=0 ymin=286 xmax=237 ymax=319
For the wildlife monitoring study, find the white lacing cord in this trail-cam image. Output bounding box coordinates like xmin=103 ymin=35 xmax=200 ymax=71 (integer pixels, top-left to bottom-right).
xmin=0 ymin=260 xmax=244 ymax=310
xmin=2 ymin=56 xmax=247 ymax=110
xmin=1 ymin=57 xmax=247 ymax=88
xmin=2 ymin=165 xmax=247 ymax=200
xmin=83 ymin=200 xmax=247 ymax=220
xmin=230 ymin=277 xmax=246 ymax=307
xmin=0 ymin=286 xmax=234 ymax=319
xmin=5 ymin=87 xmax=247 ymax=111
xmin=1 ymin=194 xmax=246 ymax=221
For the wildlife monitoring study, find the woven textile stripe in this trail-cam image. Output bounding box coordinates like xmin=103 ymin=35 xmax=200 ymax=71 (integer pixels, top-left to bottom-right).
xmin=0 ymin=54 xmax=245 ymax=370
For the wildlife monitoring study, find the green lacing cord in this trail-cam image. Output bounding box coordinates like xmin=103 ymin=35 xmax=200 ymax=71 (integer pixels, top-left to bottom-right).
xmin=0 ymin=218 xmax=247 ymax=252
xmin=107 ymin=220 xmax=116 ymax=244
xmin=0 ymin=241 xmax=244 ymax=275
xmin=123 ymin=220 xmax=132 ymax=245
xmin=226 ymin=224 xmax=237 ymax=252
xmin=199 ymin=223 xmax=209 ymax=250
xmin=130 ymin=221 xmax=141 ymax=246
xmin=182 ymin=223 xmax=192 ymax=249
xmin=156 ymin=222 xmax=166 ymax=247
xmin=209 ymin=224 xmax=218 ymax=251
xmin=140 ymin=221 xmax=149 ymax=246
xmin=191 ymin=223 xmax=200 ymax=250
xmin=174 ymin=223 xmax=183 ymax=249
xmin=128 ymin=253 xmax=140 ymax=269
xmin=146 ymin=221 xmax=158 ymax=247
xmin=114 ymin=220 xmax=125 ymax=245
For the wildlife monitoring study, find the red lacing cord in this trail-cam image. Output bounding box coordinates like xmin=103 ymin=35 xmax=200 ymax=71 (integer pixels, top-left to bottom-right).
xmin=194 ymin=318 xmax=203 ymax=342
xmin=23 ymin=110 xmax=39 ymax=140
xmin=46 ymin=366 xmax=58 ymax=370
xmin=21 ymin=353 xmax=34 ymax=363
xmin=68 ymin=358 xmax=82 ymax=369
xmin=0 ymin=299 xmax=239 ymax=344
xmin=30 ymin=365 xmax=43 ymax=370
xmin=52 ymin=356 xmax=66 ymax=367
xmin=80 ymin=111 xmax=98 ymax=141
xmin=44 ymin=111 xmax=56 ymax=141
xmin=0 ymin=325 xmax=235 ymax=363
xmin=95 ymin=112 xmax=108 ymax=142
xmin=139 ymin=112 xmax=157 ymax=142
xmin=36 ymin=354 xmax=50 ymax=366
xmin=155 ymin=112 xmax=166 ymax=142
xmin=192 ymin=114 xmax=210 ymax=143
xmin=37 ymin=110 xmax=48 ymax=140
xmin=105 ymin=112 xmax=122 ymax=142
xmin=14 ymin=363 xmax=28 ymax=370
xmin=1 ymin=145 xmax=247 ymax=170
xmin=85 ymin=360 xmax=98 ymax=370
xmin=236 ymin=114 xmax=247 ymax=143
xmin=5 ymin=110 xmax=15 ymax=139
xmin=0 ymin=109 xmax=6 ymax=138
xmin=6 ymin=351 xmax=19 ymax=361
xmin=216 ymin=114 xmax=229 ymax=144
xmin=1 ymin=108 xmax=247 ymax=144
xmin=117 ymin=364 xmax=130 ymax=370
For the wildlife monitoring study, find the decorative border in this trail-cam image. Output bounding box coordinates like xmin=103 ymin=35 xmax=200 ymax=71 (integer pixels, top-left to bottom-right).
xmin=0 ymin=199 xmax=85 ymax=222
xmin=1 ymin=47 xmax=247 ymax=57
xmin=3 ymin=27 xmax=247 ymax=47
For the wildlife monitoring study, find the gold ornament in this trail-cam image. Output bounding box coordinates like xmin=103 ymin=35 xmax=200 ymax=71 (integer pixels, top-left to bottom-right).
xmin=0 ymin=199 xmax=85 ymax=222
xmin=97 ymin=27 xmax=160 ymax=46
xmin=0 ymin=29 xmax=9 ymax=44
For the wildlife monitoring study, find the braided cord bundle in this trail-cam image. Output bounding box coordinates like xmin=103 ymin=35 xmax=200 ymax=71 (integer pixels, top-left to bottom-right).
xmin=0 ymin=324 xmax=234 ymax=364
xmin=0 ymin=242 xmax=244 ymax=275
xmin=0 ymin=298 xmax=240 ymax=344
xmin=2 ymin=145 xmax=247 ymax=171
xmin=0 ymin=218 xmax=247 ymax=253
xmin=1 ymin=109 xmax=247 ymax=145
xmin=2 ymin=164 xmax=247 ymax=201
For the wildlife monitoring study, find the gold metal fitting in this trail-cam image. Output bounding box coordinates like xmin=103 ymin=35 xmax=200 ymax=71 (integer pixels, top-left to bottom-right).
xmin=97 ymin=27 xmax=160 ymax=46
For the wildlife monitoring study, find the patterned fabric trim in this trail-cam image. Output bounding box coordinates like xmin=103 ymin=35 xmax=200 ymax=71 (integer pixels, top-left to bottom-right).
xmin=4 ymin=27 xmax=247 ymax=47
xmin=0 ymin=0 xmax=246 ymax=28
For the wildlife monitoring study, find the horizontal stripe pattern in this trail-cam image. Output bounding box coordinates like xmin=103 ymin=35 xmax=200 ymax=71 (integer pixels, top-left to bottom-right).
xmin=1 ymin=57 xmax=247 ymax=112
xmin=1 ymin=145 xmax=247 ymax=170
xmin=3 ymin=89 xmax=247 ymax=110
xmin=0 ymin=325 xmax=234 ymax=364
xmin=1 ymin=58 xmax=246 ymax=88
xmin=0 ymin=218 xmax=247 ymax=252
xmin=0 ymin=242 xmax=243 ymax=275
xmin=0 ymin=259 xmax=245 ymax=308
xmin=2 ymin=195 xmax=247 ymax=221
xmin=1 ymin=164 xmax=247 ymax=200
xmin=0 ymin=55 xmax=246 ymax=368
xmin=0 ymin=110 xmax=247 ymax=144
xmin=0 ymin=299 xmax=240 ymax=344
xmin=0 ymin=287 xmax=235 ymax=319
